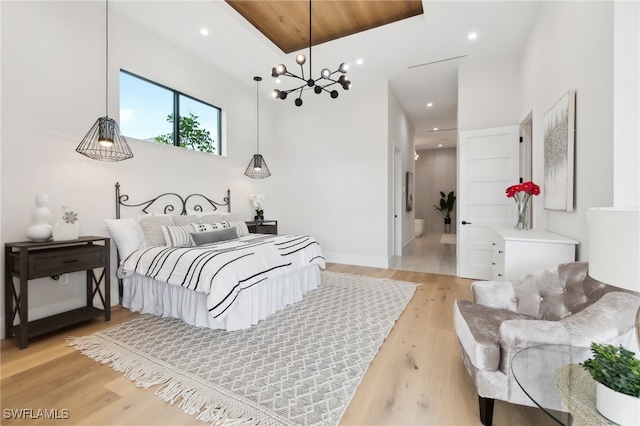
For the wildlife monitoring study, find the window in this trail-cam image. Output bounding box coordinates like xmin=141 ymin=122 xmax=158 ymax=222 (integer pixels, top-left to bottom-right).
xmin=119 ymin=70 xmax=222 ymax=155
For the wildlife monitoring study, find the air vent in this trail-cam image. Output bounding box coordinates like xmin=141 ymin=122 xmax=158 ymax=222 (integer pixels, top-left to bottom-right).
xmin=408 ymin=55 xmax=466 ymax=69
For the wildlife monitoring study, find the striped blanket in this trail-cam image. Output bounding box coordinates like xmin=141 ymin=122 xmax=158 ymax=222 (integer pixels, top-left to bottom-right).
xmin=122 ymin=234 xmax=325 ymax=319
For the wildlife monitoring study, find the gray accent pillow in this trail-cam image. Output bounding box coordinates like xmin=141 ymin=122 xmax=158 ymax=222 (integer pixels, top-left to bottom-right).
xmin=199 ymin=213 xmax=224 ymax=224
xmin=191 ymin=228 xmax=239 ymax=246
xmin=139 ymin=215 xmax=172 ymax=246
xmin=172 ymin=215 xmax=198 ymax=226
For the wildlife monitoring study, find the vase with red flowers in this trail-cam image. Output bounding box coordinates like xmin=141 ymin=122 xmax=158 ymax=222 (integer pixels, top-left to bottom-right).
xmin=506 ymin=181 xmax=540 ymax=230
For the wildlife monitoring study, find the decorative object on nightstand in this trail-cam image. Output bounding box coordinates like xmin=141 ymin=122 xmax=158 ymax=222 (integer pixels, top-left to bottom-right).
xmin=587 ymin=207 xmax=640 ymax=424
xmin=249 ymin=194 xmax=266 ymax=224
xmin=25 ymin=193 xmax=53 ymax=242
xmin=246 ymin=220 xmax=277 ymax=235
xmin=52 ymin=205 xmax=80 ymax=241
xmin=505 ymin=181 xmax=540 ymax=230
xmin=4 ymin=236 xmax=111 ymax=349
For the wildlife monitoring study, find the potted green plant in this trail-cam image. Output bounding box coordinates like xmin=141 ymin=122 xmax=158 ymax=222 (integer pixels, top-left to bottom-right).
xmin=433 ymin=191 xmax=456 ymax=231
xmin=581 ymin=342 xmax=640 ymax=425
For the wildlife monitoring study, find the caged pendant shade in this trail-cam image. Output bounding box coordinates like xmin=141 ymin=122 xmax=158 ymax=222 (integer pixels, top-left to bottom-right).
xmin=244 ymin=76 xmax=271 ymax=179
xmin=76 ymin=0 xmax=133 ymax=162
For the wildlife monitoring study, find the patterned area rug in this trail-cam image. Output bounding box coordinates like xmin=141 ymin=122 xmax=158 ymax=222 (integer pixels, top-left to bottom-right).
xmin=68 ymin=271 xmax=416 ymax=426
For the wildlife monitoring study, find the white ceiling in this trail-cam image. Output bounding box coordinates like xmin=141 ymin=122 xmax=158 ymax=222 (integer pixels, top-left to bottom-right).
xmin=112 ymin=0 xmax=541 ymax=150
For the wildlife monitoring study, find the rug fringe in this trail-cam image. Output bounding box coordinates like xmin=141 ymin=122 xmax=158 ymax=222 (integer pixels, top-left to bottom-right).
xmin=67 ymin=335 xmax=268 ymax=425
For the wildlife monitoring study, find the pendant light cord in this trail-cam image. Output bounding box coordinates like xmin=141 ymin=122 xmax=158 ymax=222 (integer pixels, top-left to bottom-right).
xmin=256 ymin=78 xmax=260 ymax=155
xmin=105 ymin=0 xmax=109 ymax=118
xmin=309 ymin=0 xmax=312 ymax=77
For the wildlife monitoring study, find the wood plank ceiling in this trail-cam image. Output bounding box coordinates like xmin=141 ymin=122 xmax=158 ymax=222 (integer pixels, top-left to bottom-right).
xmin=225 ymin=0 xmax=424 ymax=54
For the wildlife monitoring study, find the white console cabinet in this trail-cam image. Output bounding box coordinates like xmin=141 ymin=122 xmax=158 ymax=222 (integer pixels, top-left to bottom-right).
xmin=492 ymin=228 xmax=579 ymax=281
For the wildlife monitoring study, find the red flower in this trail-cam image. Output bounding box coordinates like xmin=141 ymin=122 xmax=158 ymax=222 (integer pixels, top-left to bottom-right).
xmin=505 ymin=181 xmax=540 ymax=198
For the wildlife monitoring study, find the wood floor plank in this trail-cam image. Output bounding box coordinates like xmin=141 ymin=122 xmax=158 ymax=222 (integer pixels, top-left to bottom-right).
xmin=1 ymin=265 xmax=558 ymax=426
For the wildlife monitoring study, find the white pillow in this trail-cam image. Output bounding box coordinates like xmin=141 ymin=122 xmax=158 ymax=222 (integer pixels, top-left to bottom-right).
xmin=172 ymin=214 xmax=199 ymax=226
xmin=105 ymin=217 xmax=142 ymax=260
xmin=229 ymin=220 xmax=249 ymax=237
xmin=185 ymin=209 xmax=240 ymax=222
xmin=199 ymin=213 xmax=224 ymax=224
xmin=219 ymin=212 xmax=242 ymax=222
xmin=161 ymin=223 xmax=218 ymax=247
xmin=210 ymin=220 xmax=231 ymax=230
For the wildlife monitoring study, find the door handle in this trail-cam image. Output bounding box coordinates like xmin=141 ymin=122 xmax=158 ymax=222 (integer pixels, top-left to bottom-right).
xmin=461 ymin=220 xmax=472 ymax=225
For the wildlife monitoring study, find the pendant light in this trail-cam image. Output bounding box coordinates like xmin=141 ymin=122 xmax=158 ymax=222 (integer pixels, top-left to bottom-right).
xmin=76 ymin=0 xmax=133 ymax=162
xmin=244 ymin=76 xmax=271 ymax=179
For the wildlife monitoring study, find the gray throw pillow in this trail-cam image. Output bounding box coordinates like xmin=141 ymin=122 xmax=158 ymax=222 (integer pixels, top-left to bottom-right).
xmin=191 ymin=228 xmax=238 ymax=246
xmin=139 ymin=215 xmax=172 ymax=246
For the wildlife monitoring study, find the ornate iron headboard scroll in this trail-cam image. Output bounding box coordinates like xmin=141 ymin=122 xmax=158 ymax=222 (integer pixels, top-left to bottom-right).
xmin=115 ymin=182 xmax=231 ymax=219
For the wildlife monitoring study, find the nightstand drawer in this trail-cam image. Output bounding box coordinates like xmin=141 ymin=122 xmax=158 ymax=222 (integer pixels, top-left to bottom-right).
xmin=24 ymin=246 xmax=105 ymax=279
xmin=246 ymin=220 xmax=278 ymax=235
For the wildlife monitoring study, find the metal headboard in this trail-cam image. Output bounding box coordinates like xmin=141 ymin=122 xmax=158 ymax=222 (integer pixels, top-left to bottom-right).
xmin=113 ymin=182 xmax=231 ymax=300
xmin=115 ymin=182 xmax=231 ymax=219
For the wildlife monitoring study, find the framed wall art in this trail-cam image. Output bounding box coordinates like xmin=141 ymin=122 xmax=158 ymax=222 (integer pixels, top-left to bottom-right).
xmin=406 ymin=171 xmax=413 ymax=212
xmin=543 ymin=90 xmax=576 ymax=211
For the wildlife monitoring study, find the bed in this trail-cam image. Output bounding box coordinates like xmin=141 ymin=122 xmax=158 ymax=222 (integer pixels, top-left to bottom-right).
xmin=106 ymin=183 xmax=325 ymax=331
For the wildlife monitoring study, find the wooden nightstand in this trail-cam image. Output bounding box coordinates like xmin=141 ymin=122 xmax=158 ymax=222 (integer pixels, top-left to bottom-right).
xmin=246 ymin=220 xmax=278 ymax=235
xmin=4 ymin=236 xmax=110 ymax=349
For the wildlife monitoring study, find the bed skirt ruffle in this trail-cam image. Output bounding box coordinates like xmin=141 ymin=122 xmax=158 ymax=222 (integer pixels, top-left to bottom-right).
xmin=122 ymin=264 xmax=321 ymax=331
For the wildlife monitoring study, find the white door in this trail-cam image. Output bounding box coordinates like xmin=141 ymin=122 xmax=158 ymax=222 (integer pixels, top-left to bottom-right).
xmin=457 ymin=126 xmax=519 ymax=279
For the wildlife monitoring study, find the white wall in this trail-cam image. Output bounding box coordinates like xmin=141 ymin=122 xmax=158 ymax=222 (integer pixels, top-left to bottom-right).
xmin=458 ymin=55 xmax=522 ymax=132
xmin=0 ymin=1 xmax=277 ymax=335
xmin=458 ymin=2 xmax=617 ymax=261
xmin=388 ymin=87 xmax=415 ymax=255
xmin=520 ymin=1 xmax=614 ymax=259
xmin=272 ymin=77 xmax=390 ymax=268
xmin=613 ymin=1 xmax=640 ymax=207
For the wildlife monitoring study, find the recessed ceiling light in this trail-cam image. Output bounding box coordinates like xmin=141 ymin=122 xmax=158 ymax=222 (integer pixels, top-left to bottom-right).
xmin=434 ymin=127 xmax=439 ymax=131
xmin=356 ymin=59 xmax=363 ymax=65
xmin=200 ymin=28 xmax=209 ymax=36
xmin=426 ymin=102 xmax=433 ymax=107
xmin=468 ymin=32 xmax=477 ymax=40
xmin=438 ymin=144 xmax=443 ymax=147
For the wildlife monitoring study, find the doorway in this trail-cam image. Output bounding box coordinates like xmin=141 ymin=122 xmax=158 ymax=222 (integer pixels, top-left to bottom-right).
xmin=390 ymin=146 xmax=457 ymax=275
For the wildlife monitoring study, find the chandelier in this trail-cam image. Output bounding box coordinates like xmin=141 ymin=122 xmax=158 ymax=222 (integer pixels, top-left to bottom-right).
xmin=271 ymin=0 xmax=351 ymax=107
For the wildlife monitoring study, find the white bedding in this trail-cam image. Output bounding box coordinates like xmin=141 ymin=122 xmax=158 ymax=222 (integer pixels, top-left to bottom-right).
xmin=121 ymin=234 xmax=325 ymax=330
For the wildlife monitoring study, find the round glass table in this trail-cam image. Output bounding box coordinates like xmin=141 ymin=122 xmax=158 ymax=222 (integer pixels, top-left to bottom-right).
xmin=511 ymin=345 xmax=592 ymax=425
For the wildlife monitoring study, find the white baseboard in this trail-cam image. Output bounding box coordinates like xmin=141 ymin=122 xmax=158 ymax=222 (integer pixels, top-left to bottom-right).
xmin=324 ymin=252 xmax=389 ymax=269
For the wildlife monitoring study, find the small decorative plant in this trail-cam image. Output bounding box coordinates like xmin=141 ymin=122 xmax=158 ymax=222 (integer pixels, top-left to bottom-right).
xmin=581 ymin=342 xmax=640 ymax=398
xmin=249 ymin=194 xmax=266 ymax=218
xmin=433 ymin=191 xmax=456 ymax=218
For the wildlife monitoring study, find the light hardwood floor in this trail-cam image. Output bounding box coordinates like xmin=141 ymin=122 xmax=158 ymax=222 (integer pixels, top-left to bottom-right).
xmin=389 ymin=233 xmax=457 ymax=276
xmin=1 ymin=264 xmax=557 ymax=426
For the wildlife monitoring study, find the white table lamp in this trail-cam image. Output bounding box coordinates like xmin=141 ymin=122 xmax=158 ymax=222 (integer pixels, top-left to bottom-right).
xmin=588 ymin=207 xmax=640 ymax=347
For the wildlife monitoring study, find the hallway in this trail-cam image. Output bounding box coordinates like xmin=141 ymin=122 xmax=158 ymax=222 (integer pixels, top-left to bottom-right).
xmin=389 ymin=232 xmax=457 ymax=276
